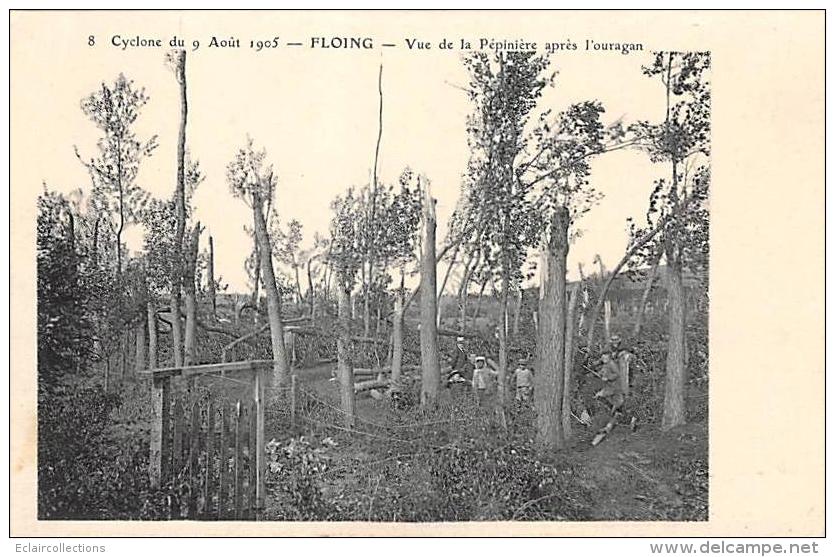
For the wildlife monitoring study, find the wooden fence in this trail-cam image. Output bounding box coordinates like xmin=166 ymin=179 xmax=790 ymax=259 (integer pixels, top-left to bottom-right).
xmin=138 ymin=360 xmax=273 ymax=520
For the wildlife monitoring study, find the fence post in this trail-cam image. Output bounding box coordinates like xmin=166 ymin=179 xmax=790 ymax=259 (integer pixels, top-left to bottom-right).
xmin=150 ymin=373 xmax=171 ymax=488
xmin=290 ymin=373 xmax=297 ymax=427
xmin=234 ymin=400 xmax=243 ymax=519
xmin=254 ymin=365 xmax=266 ymax=520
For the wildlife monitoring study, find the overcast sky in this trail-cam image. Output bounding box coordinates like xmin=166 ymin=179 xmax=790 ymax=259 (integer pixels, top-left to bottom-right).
xmin=17 ymin=15 xmax=669 ymax=294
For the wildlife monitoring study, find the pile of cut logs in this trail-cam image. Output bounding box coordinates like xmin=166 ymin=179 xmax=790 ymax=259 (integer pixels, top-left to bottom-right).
xmin=352 ymin=365 xmax=419 ymax=397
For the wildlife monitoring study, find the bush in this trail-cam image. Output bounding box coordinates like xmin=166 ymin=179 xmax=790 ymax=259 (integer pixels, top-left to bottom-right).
xmin=262 ymin=393 xmax=595 ymax=522
xmin=38 ymin=384 xmax=176 ymax=520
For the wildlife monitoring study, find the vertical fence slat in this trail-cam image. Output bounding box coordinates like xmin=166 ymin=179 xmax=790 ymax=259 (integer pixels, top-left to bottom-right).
xmin=188 ymin=399 xmax=200 ymax=518
xmin=146 ymin=363 xmax=270 ymax=521
xmin=290 ymin=374 xmax=297 ymax=428
xmin=248 ymin=400 xmax=257 ymax=519
xmin=234 ymin=400 xmax=243 ymax=520
xmin=204 ymin=399 xmax=215 ymax=518
xmin=255 ymin=368 xmax=266 ymax=521
xmin=150 ymin=375 xmax=171 ymax=489
xmin=173 ymin=399 xmax=184 ymax=476
xmin=218 ymin=402 xmax=230 ymax=520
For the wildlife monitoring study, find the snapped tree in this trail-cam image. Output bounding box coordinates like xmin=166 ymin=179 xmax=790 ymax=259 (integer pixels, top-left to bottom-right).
xmin=227 ymin=138 xmax=291 ymax=388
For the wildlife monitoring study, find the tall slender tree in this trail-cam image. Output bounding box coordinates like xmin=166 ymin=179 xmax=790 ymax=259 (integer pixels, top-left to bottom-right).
xmin=632 ymin=51 xmax=710 ymax=429
xmin=76 ymin=74 xmax=157 ymax=276
xmin=460 ymin=51 xmax=550 ymax=405
xmin=227 ymin=138 xmax=291 ymax=387
xmin=165 ymin=49 xmax=188 ymax=367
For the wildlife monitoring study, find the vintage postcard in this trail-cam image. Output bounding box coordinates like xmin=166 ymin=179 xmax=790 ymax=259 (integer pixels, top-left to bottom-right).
xmin=9 ymin=9 xmax=824 ymax=537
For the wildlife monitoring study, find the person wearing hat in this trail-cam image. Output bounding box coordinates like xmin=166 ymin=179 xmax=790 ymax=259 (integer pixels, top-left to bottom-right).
xmin=510 ymin=357 xmax=534 ymax=403
xmin=446 ymin=336 xmax=474 ymax=387
xmin=471 ymin=356 xmax=497 ymax=406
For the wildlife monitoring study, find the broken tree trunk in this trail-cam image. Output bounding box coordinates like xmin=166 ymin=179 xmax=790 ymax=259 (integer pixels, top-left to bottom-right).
xmin=170 ymin=48 xmax=187 ymax=368
xmin=336 ymin=270 xmax=356 ymax=427
xmin=147 ymin=301 xmax=158 ymax=370
xmin=603 ymin=300 xmax=612 ymax=345
xmin=419 ymin=178 xmax=441 ymax=407
xmin=662 ymin=260 xmax=687 ymax=430
xmin=561 ymin=282 xmax=580 ymax=438
xmin=436 ymin=240 xmax=461 ymax=328
xmin=585 ymin=195 xmax=698 ymax=349
xmin=183 ymin=223 xmax=201 ymax=367
xmin=252 ymin=191 xmax=290 ymax=388
xmin=632 ymin=251 xmax=662 ymax=337
xmin=354 ymin=379 xmax=388 ymax=393
xmin=535 ymin=206 xmax=569 ymax=452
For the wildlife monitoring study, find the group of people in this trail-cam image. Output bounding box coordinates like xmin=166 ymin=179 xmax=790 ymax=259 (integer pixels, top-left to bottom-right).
xmin=443 ymin=334 xmax=638 ymax=446
xmin=445 ymin=337 xmax=535 ymax=405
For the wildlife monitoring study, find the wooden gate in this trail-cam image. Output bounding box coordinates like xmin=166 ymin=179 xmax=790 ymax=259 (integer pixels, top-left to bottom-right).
xmin=138 ymin=360 xmax=273 ymax=520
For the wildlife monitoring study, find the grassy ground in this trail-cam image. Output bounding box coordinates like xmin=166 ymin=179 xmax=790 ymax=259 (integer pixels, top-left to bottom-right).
xmin=260 ymin=363 xmax=708 ymax=521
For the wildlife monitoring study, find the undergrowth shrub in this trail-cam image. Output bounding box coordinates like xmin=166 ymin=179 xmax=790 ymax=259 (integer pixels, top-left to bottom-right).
xmin=38 ymin=383 xmax=180 ymax=520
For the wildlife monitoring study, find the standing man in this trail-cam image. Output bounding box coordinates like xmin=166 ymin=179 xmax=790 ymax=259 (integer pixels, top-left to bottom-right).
xmin=446 ymin=336 xmax=474 ymax=388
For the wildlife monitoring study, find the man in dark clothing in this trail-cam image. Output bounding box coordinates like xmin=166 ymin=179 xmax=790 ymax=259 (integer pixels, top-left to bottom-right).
xmin=447 ymin=336 xmax=474 ymax=386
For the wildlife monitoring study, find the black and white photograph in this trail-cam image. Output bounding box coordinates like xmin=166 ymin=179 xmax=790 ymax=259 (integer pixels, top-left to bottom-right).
xmin=9 ymin=9 xmax=823 ymax=539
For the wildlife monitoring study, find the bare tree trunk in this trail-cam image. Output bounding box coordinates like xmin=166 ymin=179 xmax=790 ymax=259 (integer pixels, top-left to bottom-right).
xmin=337 ymin=270 xmax=356 ymax=427
xmin=183 ymin=224 xmax=201 ymax=366
xmin=419 ymin=178 xmax=441 ymax=407
xmin=585 ymin=196 xmax=697 ymax=349
xmin=252 ymin=193 xmax=290 ymax=388
xmin=512 ymin=287 xmax=523 ymax=337
xmin=307 ymin=258 xmax=315 ymax=323
xmin=497 ymin=269 xmax=510 ymax=405
xmin=147 ymin=301 xmax=158 ymax=370
xmin=115 ymin=137 xmax=125 ymax=276
xmin=662 ymin=260 xmax=687 ymax=429
xmin=436 ymin=241 xmax=461 ymax=327
xmin=633 ymin=251 xmax=662 ymax=337
xmin=561 ymin=283 xmax=580 ymax=438
xmin=170 ymin=300 xmax=183 ymax=367
xmin=294 ymin=262 xmax=303 ymax=307
xmin=535 ymin=207 xmax=569 ymax=451
xmin=170 ymin=49 xmax=188 ymax=368
xmin=391 ymin=269 xmax=405 ymax=387
xmin=603 ymin=299 xmax=612 ymax=345
xmin=364 ymin=63 xmax=385 ymax=339
xmin=375 ymin=299 xmax=383 ymax=337
xmin=457 ymin=252 xmax=477 ymax=330
xmin=135 ymin=320 xmax=146 ymax=372
xmin=323 ymin=261 xmax=332 ymax=305
xmin=208 ymin=235 xmax=216 ymax=319
xmin=473 ymin=278 xmax=488 ymax=320
xmin=252 ymin=242 xmax=261 ymax=324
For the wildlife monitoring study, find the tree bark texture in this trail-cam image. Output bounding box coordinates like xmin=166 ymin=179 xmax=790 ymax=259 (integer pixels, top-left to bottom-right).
xmin=337 ymin=271 xmax=356 ymax=427
xmin=252 ymin=193 xmax=290 ymax=388
xmin=419 ymin=180 xmax=441 ymax=407
xmin=535 ymin=206 xmax=569 ymax=452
